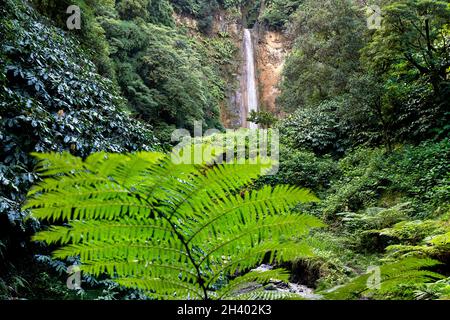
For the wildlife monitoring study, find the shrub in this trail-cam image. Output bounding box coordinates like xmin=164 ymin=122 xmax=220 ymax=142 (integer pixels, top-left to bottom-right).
xmin=258 ymin=146 xmax=338 ymax=195
xmin=279 ymin=100 xmax=350 ymax=155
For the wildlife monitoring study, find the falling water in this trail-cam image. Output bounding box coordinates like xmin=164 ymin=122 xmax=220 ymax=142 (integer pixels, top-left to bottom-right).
xmin=243 ymin=29 xmax=258 ymax=130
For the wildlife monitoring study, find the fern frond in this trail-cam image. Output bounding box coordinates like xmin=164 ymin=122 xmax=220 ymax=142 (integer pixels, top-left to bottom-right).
xmin=430 ymin=232 xmax=450 ymax=245
xmin=196 ymin=214 xmax=323 ymax=268
xmin=185 ymin=186 xmax=319 ymax=245
xmin=81 ymin=260 xmax=198 ymax=282
xmin=163 ymin=161 xmax=274 ymax=220
xmin=115 ymin=278 xmax=204 ymax=300
xmin=205 ymin=241 xmax=314 ymax=288
xmin=31 ymin=152 xmax=85 ymax=176
xmin=52 ymin=241 xmax=189 ymax=263
xmin=27 ymin=149 xmax=322 ymax=300
xmin=32 ymin=218 xmax=174 ymax=244
xmin=323 ymin=258 xmax=443 ymax=300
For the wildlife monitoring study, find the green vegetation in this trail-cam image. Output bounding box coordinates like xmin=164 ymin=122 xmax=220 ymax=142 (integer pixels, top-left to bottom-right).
xmin=0 ymin=0 xmax=158 ymax=299
xmin=102 ymin=19 xmax=223 ymax=131
xmin=278 ymin=0 xmax=450 ymax=147
xmin=260 ymin=0 xmax=302 ymax=30
xmin=261 ymin=0 xmax=450 ymax=300
xmin=30 ymin=0 xmax=240 ymax=138
xmin=1 ymin=0 xmax=449 ymax=301
xmin=322 ymin=258 xmax=445 ymax=300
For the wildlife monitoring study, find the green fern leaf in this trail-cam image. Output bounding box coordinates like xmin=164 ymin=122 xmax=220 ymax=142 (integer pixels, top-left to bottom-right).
xmin=27 ymin=149 xmax=323 ymax=300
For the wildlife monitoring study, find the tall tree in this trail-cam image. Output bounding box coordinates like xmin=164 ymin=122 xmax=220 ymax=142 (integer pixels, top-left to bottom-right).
xmin=362 ymin=0 xmax=450 ymax=141
xmin=364 ymin=0 xmax=450 ymax=95
xmin=278 ymin=0 xmax=365 ymax=111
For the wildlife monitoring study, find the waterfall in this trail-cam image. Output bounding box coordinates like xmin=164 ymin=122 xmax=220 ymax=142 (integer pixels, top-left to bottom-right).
xmin=243 ymin=29 xmax=258 ymax=130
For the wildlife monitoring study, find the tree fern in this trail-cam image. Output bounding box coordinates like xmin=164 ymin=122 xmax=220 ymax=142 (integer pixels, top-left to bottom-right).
xmin=380 ymin=213 xmax=450 ymax=259
xmin=322 ymin=258 xmax=445 ymax=300
xmin=25 ymin=151 xmax=323 ymax=300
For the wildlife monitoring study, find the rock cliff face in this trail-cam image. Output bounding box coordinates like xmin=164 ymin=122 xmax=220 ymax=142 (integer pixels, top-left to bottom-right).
xmin=255 ymin=29 xmax=290 ymax=115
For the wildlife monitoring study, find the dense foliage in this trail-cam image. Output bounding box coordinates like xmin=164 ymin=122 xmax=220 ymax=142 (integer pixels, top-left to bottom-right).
xmin=0 ymin=0 xmax=159 ymax=298
xmin=30 ymin=0 xmax=239 ymax=137
xmin=257 ymin=0 xmax=450 ymax=300
xmin=101 ymin=18 xmax=223 ymax=131
xmin=259 ymin=0 xmax=301 ymax=30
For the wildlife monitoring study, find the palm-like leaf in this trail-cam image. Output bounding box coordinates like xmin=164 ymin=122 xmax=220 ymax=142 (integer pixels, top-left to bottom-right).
xmin=322 ymin=258 xmax=444 ymax=300
xmin=25 ymin=151 xmax=323 ymax=300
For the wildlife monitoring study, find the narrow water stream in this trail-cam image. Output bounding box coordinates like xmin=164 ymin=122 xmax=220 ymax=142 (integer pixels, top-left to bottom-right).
xmin=243 ymin=29 xmax=258 ymax=129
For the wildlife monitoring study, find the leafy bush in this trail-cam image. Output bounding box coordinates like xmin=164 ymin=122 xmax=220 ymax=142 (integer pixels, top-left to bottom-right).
xmin=279 ymin=100 xmax=349 ymax=155
xmin=321 ymin=141 xmax=450 ymax=219
xmin=0 ymin=0 xmax=158 ymax=298
xmin=247 ymin=110 xmax=278 ymax=129
xmin=26 ymin=151 xmax=323 ymax=300
xmin=258 ymin=146 xmax=338 ymax=195
xmin=30 ymin=0 xmax=116 ymax=78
